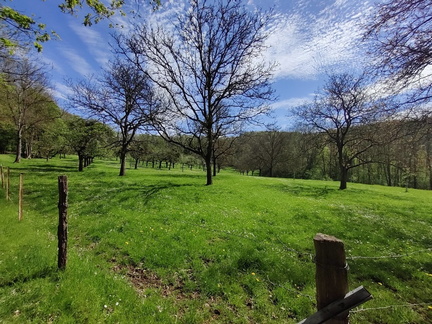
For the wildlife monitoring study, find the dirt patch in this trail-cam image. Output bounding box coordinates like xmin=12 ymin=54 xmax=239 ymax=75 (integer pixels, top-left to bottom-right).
xmin=112 ymin=263 xmax=199 ymax=300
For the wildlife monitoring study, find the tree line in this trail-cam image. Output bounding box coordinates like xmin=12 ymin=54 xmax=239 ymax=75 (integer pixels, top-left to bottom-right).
xmin=1 ymin=0 xmax=431 ymax=189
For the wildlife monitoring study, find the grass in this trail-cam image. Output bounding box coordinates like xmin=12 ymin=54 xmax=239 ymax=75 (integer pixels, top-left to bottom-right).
xmin=0 ymin=154 xmax=431 ymax=323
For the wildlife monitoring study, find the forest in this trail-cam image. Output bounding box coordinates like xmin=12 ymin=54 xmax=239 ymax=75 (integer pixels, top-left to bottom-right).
xmin=1 ymin=115 xmax=431 ymax=190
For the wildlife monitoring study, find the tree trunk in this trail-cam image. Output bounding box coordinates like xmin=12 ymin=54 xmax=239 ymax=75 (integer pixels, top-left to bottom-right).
xmin=78 ymin=154 xmax=84 ymax=172
xmin=134 ymin=158 xmax=139 ymax=170
xmin=119 ymin=150 xmax=127 ymax=176
xmin=213 ymin=155 xmax=217 ymax=177
xmin=14 ymin=127 xmax=23 ymax=163
xmin=339 ymin=166 xmax=348 ymax=190
xmin=205 ymin=156 xmax=212 ymax=185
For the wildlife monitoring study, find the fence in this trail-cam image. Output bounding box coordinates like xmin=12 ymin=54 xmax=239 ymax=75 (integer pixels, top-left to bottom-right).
xmin=0 ymin=169 xmax=430 ymax=322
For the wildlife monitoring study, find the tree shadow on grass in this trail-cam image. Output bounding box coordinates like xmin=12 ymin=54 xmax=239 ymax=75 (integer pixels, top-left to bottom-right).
xmin=265 ymin=183 xmax=338 ymax=198
xmin=138 ymin=182 xmax=197 ymax=205
xmin=0 ymin=266 xmax=57 ymax=288
xmin=23 ymin=162 xmax=78 ymax=174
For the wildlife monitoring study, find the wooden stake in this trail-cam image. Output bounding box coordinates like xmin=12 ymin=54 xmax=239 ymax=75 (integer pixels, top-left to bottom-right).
xmin=6 ymin=167 xmax=10 ymax=201
xmin=314 ymin=233 xmax=349 ymax=324
xmin=18 ymin=173 xmax=24 ymax=220
xmin=0 ymin=165 xmax=4 ymax=189
xmin=299 ymin=286 xmax=372 ymax=324
xmin=57 ymin=175 xmax=68 ymax=270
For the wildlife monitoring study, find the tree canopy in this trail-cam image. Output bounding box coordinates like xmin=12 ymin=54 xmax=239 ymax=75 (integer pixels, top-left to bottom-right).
xmin=0 ymin=0 xmax=161 ymax=51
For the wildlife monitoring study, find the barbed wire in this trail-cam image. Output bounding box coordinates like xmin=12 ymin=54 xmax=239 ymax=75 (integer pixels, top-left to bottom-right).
xmin=177 ymin=219 xmax=432 ymax=264
xmin=347 ymin=248 xmax=432 ymax=260
xmin=351 ymin=302 xmax=431 ymax=313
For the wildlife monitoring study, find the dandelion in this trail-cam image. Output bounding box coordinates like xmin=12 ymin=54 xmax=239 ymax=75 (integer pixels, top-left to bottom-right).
xmin=428 ymin=306 xmax=432 ymax=310
xmin=251 ymin=272 xmax=256 ymax=276
xmin=426 ymin=273 xmax=432 ymax=277
xmin=125 ymin=242 xmax=129 ymax=245
xmin=256 ymin=278 xmax=260 ymax=282
xmin=378 ymin=282 xmax=383 ymax=286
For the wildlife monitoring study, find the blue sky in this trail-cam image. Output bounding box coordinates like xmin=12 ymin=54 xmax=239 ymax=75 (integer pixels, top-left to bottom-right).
xmin=15 ymin=0 xmax=376 ymax=129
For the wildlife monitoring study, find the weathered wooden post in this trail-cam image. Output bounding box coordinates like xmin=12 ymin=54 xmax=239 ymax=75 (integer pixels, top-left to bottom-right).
xmin=6 ymin=167 xmax=10 ymax=200
xmin=58 ymin=175 xmax=68 ymax=270
xmin=0 ymin=165 xmax=4 ymax=188
xmin=314 ymin=233 xmax=349 ymax=324
xmin=18 ymin=173 xmax=23 ymax=220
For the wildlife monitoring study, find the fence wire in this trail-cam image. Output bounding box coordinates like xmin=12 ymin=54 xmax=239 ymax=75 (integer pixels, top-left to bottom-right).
xmin=351 ymin=302 xmax=432 ymax=313
xmin=347 ymin=247 xmax=432 ymax=260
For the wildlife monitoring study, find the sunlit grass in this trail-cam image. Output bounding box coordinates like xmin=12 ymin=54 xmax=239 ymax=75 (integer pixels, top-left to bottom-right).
xmin=0 ymin=154 xmax=431 ymax=323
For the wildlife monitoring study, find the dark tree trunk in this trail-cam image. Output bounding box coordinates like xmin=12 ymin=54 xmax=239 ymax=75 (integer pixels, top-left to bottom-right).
xmin=14 ymin=127 xmax=23 ymax=163
xmin=78 ymin=154 xmax=84 ymax=172
xmin=119 ymin=150 xmax=127 ymax=176
xmin=134 ymin=158 xmax=139 ymax=169
xmin=205 ymin=157 xmax=212 ymax=185
xmin=213 ymin=155 xmax=217 ymax=177
xmin=339 ymin=166 xmax=348 ymax=190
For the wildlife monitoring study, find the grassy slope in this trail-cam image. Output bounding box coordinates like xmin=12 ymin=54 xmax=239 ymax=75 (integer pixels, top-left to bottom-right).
xmin=0 ymin=154 xmax=431 ymax=323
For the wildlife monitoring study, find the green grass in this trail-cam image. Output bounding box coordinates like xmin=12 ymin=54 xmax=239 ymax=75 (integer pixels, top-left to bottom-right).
xmin=0 ymin=154 xmax=431 ymax=323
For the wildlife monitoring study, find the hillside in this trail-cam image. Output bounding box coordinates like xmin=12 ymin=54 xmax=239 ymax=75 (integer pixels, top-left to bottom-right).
xmin=0 ymin=155 xmax=431 ymax=323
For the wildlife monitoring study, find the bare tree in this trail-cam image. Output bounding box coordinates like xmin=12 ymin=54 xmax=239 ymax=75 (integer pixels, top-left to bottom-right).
xmin=1 ymin=57 xmax=58 ymax=163
xmin=296 ymin=73 xmax=396 ymax=190
xmin=69 ymin=58 xmax=160 ymax=176
xmin=364 ymin=0 xmax=432 ymax=105
xmin=118 ymin=0 xmax=275 ymax=185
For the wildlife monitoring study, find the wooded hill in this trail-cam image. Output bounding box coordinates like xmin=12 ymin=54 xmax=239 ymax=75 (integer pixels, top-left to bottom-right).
xmin=1 ymin=111 xmax=431 ymax=190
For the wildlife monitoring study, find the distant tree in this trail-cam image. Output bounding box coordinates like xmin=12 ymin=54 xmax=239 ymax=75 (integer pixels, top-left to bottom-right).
xmin=253 ymin=129 xmax=286 ymax=177
xmin=69 ymin=58 xmax=160 ymax=176
xmin=65 ymin=116 xmax=113 ymax=171
xmin=129 ymin=134 xmax=151 ymax=169
xmin=0 ymin=122 xmax=15 ymax=153
xmin=212 ymin=136 xmax=236 ymax=176
xmin=0 ymin=57 xmax=60 ymax=162
xmin=33 ymin=117 xmax=67 ymax=160
xmin=364 ymin=0 xmax=432 ymax=104
xmin=296 ymin=73 xmax=396 ymax=190
xmin=119 ymin=0 xmax=275 ymax=185
xmin=232 ymin=133 xmax=263 ymax=176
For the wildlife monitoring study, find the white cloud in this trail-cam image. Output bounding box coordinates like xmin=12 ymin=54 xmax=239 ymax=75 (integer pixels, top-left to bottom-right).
xmin=69 ymin=22 xmax=111 ymax=67
xmin=264 ymin=0 xmax=371 ymax=81
xmin=51 ymin=82 xmax=74 ymax=102
xmin=59 ymin=47 xmax=94 ymax=77
xmin=271 ymin=96 xmax=312 ymax=110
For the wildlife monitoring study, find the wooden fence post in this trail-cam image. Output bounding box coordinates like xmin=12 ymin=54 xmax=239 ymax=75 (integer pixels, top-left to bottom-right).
xmin=314 ymin=233 xmax=349 ymax=324
xmin=18 ymin=173 xmax=23 ymax=221
xmin=7 ymin=167 xmax=10 ymax=200
xmin=57 ymin=175 xmax=68 ymax=270
xmin=0 ymin=165 xmax=3 ymax=189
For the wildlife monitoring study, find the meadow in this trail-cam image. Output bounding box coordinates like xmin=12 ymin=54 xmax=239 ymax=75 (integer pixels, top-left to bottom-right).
xmin=0 ymin=154 xmax=431 ymax=323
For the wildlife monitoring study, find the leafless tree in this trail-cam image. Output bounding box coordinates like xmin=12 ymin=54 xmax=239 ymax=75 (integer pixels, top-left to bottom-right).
xmin=364 ymin=0 xmax=432 ymax=105
xmin=117 ymin=0 xmax=275 ymax=185
xmin=69 ymin=58 xmax=161 ymax=176
xmin=0 ymin=57 xmax=57 ymax=162
xmin=296 ymin=73 xmax=396 ymax=190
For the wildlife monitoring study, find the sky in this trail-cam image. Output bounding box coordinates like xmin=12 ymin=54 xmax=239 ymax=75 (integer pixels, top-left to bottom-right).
xmin=13 ymin=0 xmax=378 ymax=129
